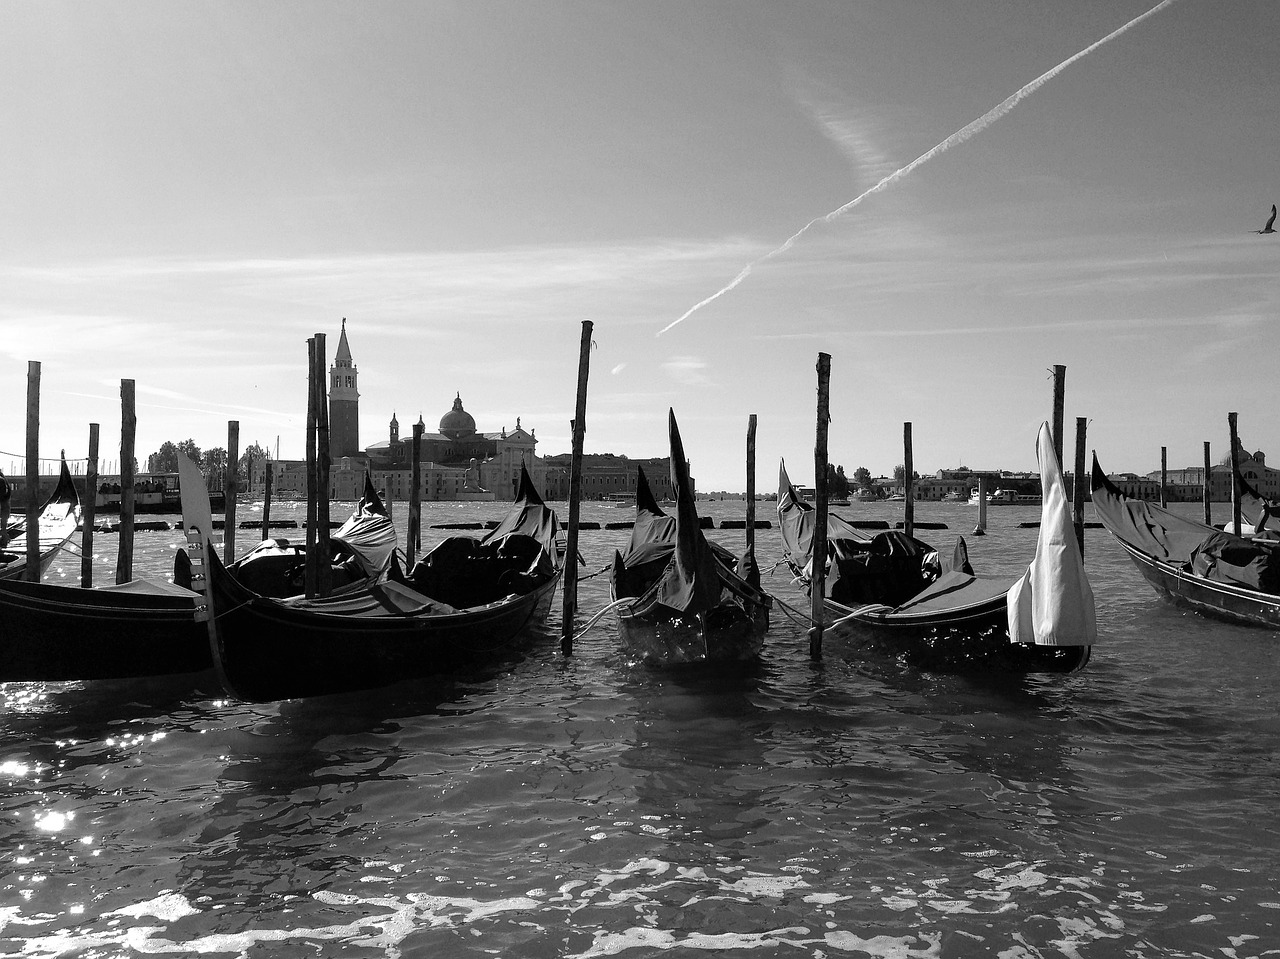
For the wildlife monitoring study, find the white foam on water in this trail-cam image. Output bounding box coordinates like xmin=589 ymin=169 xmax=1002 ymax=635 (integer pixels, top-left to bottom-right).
xmin=108 ymin=893 xmax=200 ymax=923
xmin=569 ymin=925 xmax=831 ymax=958
xmin=803 ymin=893 xmax=850 ymax=905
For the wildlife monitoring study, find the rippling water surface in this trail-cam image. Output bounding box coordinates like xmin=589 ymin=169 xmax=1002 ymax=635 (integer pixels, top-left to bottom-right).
xmin=1 ymin=498 xmax=1277 ymax=957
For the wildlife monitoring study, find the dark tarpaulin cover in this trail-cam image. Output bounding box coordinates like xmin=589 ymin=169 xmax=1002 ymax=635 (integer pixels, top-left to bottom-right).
xmin=629 ymin=411 xmax=725 ymax=617
xmin=330 ymin=472 xmax=398 ymax=578
xmin=776 ymin=460 xmax=870 ymax=571
xmin=482 ymin=464 xmax=560 ymax=557
xmin=622 ymin=464 xmax=676 ymax=561
xmin=1092 ymin=455 xmax=1280 ymax=594
xmin=827 ymin=529 xmax=938 ymax=607
xmin=615 ymin=463 xmax=750 ymax=602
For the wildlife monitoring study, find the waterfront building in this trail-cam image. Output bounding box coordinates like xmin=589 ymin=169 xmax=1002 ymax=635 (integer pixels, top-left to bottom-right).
xmin=537 ymin=453 xmax=683 ymax=502
xmin=1142 ymin=442 xmax=1279 ymax=502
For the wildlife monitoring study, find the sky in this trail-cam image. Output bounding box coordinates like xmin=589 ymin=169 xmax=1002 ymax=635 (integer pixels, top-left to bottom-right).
xmin=1 ymin=0 xmax=1277 ymax=491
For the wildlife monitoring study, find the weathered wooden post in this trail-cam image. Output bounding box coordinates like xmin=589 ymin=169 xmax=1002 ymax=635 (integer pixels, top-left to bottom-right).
xmin=561 ymin=320 xmax=593 ymax=656
xmin=116 ymin=379 xmax=136 ymax=585
xmin=1073 ymin=417 xmax=1087 ymax=558
xmin=903 ymin=421 xmax=914 ymax=539
xmin=1228 ymin=412 xmax=1241 ymax=537
xmin=1160 ymin=446 xmax=1168 ymax=509
xmin=1202 ymin=441 xmax=1212 ymax=525
xmin=314 ymin=333 xmax=332 ymax=597
xmin=224 ymin=420 xmax=239 ymax=564
xmin=260 ymin=456 xmax=274 ymax=541
xmin=81 ymin=423 xmax=99 ymax=587
xmin=810 ymin=352 xmax=831 ymax=659
xmin=305 ymin=337 xmax=318 ymax=597
xmin=745 ymin=414 xmax=757 ymax=559
xmin=409 ymin=420 xmax=424 ymax=568
xmin=24 ymin=361 xmax=40 ymax=582
xmin=1051 ymin=364 xmax=1066 ymax=468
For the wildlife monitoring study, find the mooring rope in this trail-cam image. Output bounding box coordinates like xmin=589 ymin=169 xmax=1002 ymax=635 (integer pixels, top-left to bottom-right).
xmin=771 ymin=594 xmax=815 ymax=628
xmin=575 ymin=563 xmax=612 ymax=583
xmin=570 ymin=596 xmax=638 ymax=642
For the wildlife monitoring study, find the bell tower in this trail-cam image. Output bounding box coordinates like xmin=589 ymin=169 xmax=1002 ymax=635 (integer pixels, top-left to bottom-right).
xmin=328 ymin=318 xmax=360 ymax=459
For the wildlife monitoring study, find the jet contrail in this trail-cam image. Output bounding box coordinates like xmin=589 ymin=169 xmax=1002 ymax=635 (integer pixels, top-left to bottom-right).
xmin=658 ymin=0 xmax=1180 ymax=336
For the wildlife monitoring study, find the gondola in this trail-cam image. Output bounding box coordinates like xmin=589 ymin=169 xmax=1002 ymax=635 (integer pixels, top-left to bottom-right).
xmin=781 ymin=423 xmax=1093 ymax=673
xmin=609 ymin=411 xmax=770 ymax=667
xmin=0 ymin=457 xmax=80 ymax=582
xmin=0 ymin=470 xmax=397 ymax=682
xmin=198 ymin=464 xmax=564 ymax=701
xmin=1093 ymin=454 xmax=1280 ymax=628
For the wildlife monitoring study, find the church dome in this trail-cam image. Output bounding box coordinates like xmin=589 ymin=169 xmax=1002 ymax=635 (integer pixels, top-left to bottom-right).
xmin=439 ymin=393 xmax=477 ymax=439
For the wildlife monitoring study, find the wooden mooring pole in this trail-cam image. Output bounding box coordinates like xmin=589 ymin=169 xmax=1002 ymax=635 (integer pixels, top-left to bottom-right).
xmin=1073 ymin=417 xmax=1087 ymax=559
xmin=313 ymin=332 xmax=331 ymax=597
xmin=24 ymin=362 xmax=40 ymax=582
xmin=1202 ymin=441 xmax=1212 ymax=525
xmin=903 ymin=422 xmax=914 ymax=539
xmin=1228 ymin=412 xmax=1241 ymax=537
xmin=561 ymin=320 xmax=593 ymax=656
xmin=745 ymin=414 xmax=757 ymax=559
xmin=116 ymin=379 xmax=136 ymax=585
xmin=409 ymin=420 xmax=424 ymax=568
xmin=305 ymin=337 xmax=318 ymax=598
xmin=1051 ymin=364 xmax=1066 ymax=468
xmin=224 ymin=420 xmax=239 ymax=564
xmin=810 ymin=352 xmax=831 ymax=659
xmin=81 ymin=423 xmax=99 ymax=587
xmin=1159 ymin=446 xmax=1168 ymax=509
xmin=260 ymin=456 xmax=273 ymax=541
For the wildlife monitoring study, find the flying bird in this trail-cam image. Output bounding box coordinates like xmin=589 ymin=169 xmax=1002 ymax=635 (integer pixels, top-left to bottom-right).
xmin=1258 ymin=204 xmax=1277 ymax=234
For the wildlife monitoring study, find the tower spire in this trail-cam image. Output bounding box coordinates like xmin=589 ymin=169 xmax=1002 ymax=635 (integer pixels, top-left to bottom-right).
xmin=328 ymin=319 xmax=360 ymax=458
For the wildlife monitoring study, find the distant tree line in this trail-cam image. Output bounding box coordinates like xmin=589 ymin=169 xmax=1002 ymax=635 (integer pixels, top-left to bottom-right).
xmin=147 ymin=439 xmax=269 ymax=485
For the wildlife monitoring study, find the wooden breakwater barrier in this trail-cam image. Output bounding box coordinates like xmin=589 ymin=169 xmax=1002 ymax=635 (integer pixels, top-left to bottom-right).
xmin=78 ymin=519 xmax=335 ymax=533
xmin=717 ymin=520 xmax=773 ymax=530
xmin=1019 ymin=521 xmax=1104 ymax=529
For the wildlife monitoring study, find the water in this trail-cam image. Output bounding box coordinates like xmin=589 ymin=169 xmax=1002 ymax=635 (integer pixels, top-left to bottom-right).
xmin=2 ymin=498 xmax=1277 ymax=957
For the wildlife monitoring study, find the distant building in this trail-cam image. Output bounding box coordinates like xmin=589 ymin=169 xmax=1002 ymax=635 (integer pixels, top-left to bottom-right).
xmin=537 ymin=453 xmax=684 ymax=501
xmin=328 ymin=319 xmax=361 ymax=459
xmin=1145 ymin=442 xmax=1279 ymax=502
xmin=246 ymin=323 xmax=550 ymax=501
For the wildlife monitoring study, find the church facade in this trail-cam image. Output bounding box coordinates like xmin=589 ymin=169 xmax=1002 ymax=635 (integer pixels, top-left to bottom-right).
xmin=249 ymin=323 xmax=549 ymax=502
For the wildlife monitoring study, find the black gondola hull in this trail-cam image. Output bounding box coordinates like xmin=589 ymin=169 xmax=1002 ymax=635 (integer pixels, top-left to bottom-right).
xmin=0 ymin=579 xmax=208 ymax=680
xmin=612 ymin=584 xmax=768 ymax=667
xmin=210 ymin=573 xmax=560 ymax=701
xmin=826 ymin=594 xmax=1090 ymax=673
xmin=1114 ymin=538 xmax=1280 ymax=629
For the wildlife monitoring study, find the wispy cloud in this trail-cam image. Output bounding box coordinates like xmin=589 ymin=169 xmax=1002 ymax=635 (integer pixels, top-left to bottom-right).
xmin=662 ymin=356 xmax=712 ymax=387
xmin=793 ymin=91 xmax=899 ymax=186
xmin=659 ymin=0 xmax=1183 ymax=335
